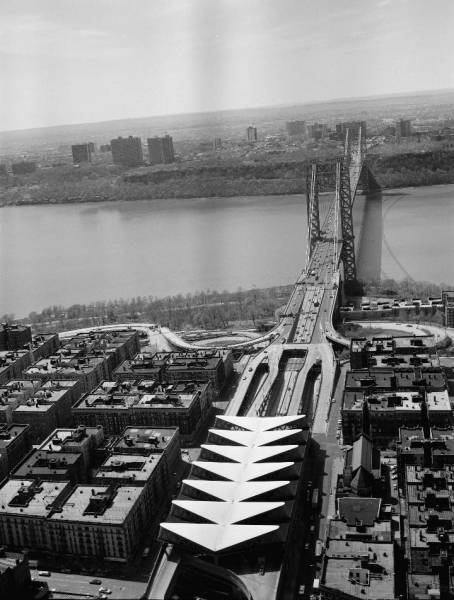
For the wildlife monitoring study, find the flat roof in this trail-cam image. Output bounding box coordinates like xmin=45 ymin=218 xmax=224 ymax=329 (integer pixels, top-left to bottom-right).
xmin=0 ymin=424 xmax=29 ymax=449
xmin=50 ymin=484 xmax=143 ymax=524
xmin=0 ymin=479 xmax=70 ymax=517
xmin=113 ymin=426 xmax=178 ymax=452
xmin=13 ymin=450 xmax=81 ymax=478
xmin=345 ymin=370 xmax=394 ymax=390
xmin=74 ymin=380 xmax=204 ymax=411
xmin=94 ymin=453 xmax=159 ymax=482
xmin=323 ymin=540 xmax=395 ymax=600
xmin=38 ymin=426 xmax=103 ymax=451
xmin=346 ymin=390 xmax=424 ymax=413
xmin=328 ymin=518 xmax=391 ymax=542
xmin=12 ymin=388 xmax=70 ymax=413
xmin=426 ymin=390 xmax=451 ymax=412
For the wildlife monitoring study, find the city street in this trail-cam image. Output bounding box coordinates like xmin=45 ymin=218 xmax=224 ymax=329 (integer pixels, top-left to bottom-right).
xmin=32 ymin=569 xmax=146 ymax=599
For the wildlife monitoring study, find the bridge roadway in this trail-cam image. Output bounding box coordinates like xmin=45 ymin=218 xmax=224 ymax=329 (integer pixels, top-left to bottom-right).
xmin=225 ymin=198 xmax=342 ymax=426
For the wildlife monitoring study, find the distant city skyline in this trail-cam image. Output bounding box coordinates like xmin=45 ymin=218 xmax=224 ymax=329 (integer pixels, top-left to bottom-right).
xmin=1 ymin=0 xmax=454 ymax=132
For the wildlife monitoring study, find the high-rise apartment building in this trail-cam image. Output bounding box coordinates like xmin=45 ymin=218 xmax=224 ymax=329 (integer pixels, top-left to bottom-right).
xmin=11 ymin=162 xmax=36 ymax=176
xmin=110 ymin=136 xmax=143 ymax=167
xmin=246 ymin=126 xmax=257 ymax=142
xmin=286 ymin=120 xmax=306 ymax=137
xmin=147 ymin=135 xmax=175 ymax=164
xmin=336 ymin=120 xmax=367 ymax=138
xmin=307 ymin=123 xmax=327 ymax=140
xmin=397 ymin=119 xmax=412 ymax=137
xmin=71 ymin=144 xmax=92 ymax=164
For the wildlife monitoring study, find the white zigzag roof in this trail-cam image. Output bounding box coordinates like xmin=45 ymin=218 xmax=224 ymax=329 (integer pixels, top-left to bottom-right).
xmin=172 ymin=500 xmax=285 ymax=524
xmin=181 ymin=479 xmax=290 ymax=502
xmin=191 ymin=461 xmax=295 ymax=481
xmin=216 ymin=415 xmax=303 ymax=432
xmin=160 ymin=523 xmax=279 ymax=552
xmin=160 ymin=416 xmax=303 ymax=553
xmin=208 ymin=428 xmax=301 ymax=446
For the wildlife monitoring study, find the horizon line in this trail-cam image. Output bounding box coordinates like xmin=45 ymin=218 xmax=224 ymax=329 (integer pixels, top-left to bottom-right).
xmin=2 ymin=85 xmax=454 ymax=137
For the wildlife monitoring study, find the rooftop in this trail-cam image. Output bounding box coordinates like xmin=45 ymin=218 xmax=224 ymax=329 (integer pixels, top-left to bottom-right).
xmin=25 ymin=354 xmax=106 ymax=377
xmin=337 ymin=498 xmax=382 ymax=527
xmin=0 ymin=479 xmax=70 ymax=517
xmin=113 ymin=426 xmax=178 ymax=453
xmin=12 ymin=449 xmax=81 ymax=479
xmin=0 ymin=424 xmax=29 ymax=450
xmin=93 ymin=453 xmax=160 ymax=483
xmin=50 ymin=484 xmax=143 ymax=524
xmin=12 ymin=388 xmax=69 ymax=413
xmin=345 ymin=370 xmax=395 ymax=391
xmin=426 ymin=390 xmax=451 ymax=412
xmin=329 ymin=518 xmax=392 ymax=543
xmin=345 ymin=390 xmax=424 ymax=412
xmin=38 ymin=425 xmax=104 ymax=451
xmin=323 ymin=540 xmax=395 ymax=600
xmin=74 ymin=380 xmax=205 ymax=411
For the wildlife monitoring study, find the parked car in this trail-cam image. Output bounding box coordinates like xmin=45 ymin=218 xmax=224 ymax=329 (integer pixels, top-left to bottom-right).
xmin=38 ymin=571 xmax=51 ymax=577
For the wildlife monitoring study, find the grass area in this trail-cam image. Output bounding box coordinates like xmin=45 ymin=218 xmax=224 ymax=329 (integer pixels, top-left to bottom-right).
xmin=339 ymin=323 xmax=411 ymax=339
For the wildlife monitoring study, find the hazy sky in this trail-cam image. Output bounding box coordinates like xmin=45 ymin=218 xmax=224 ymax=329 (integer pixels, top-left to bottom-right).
xmin=1 ymin=0 xmax=454 ymax=131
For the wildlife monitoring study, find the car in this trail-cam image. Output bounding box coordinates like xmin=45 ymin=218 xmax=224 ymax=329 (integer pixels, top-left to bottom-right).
xmin=99 ymin=589 xmax=112 ymax=595
xmin=38 ymin=571 xmax=51 ymax=577
xmin=90 ymin=579 xmax=102 ymax=585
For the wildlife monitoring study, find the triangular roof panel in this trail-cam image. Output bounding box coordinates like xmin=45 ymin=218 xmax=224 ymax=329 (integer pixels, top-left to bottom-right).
xmin=217 ymin=415 xmax=303 ymax=432
xmin=160 ymin=523 xmax=279 ymax=552
xmin=208 ymin=429 xmax=300 ymax=447
xmin=201 ymin=444 xmax=297 ymax=463
xmin=181 ymin=479 xmax=290 ymax=502
xmin=172 ymin=500 xmax=285 ymax=524
xmin=191 ymin=461 xmax=295 ymax=481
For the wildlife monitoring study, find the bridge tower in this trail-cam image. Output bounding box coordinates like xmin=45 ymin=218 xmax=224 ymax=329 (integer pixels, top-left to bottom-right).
xmin=336 ymin=157 xmax=357 ymax=282
xmin=306 ymin=162 xmax=320 ymax=259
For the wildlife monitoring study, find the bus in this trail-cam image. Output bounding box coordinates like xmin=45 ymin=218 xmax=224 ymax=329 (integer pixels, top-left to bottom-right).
xmin=311 ymin=489 xmax=319 ymax=510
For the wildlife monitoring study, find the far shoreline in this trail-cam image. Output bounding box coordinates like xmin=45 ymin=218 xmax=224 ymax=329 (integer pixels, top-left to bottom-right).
xmin=1 ymin=180 xmax=453 ymax=209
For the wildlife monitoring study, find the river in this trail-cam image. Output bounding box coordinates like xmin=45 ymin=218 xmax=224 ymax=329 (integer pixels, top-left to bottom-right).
xmin=0 ymin=185 xmax=453 ymax=318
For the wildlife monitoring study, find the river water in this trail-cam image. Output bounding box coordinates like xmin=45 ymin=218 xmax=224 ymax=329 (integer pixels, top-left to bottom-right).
xmin=1 ymin=184 xmax=453 ymax=318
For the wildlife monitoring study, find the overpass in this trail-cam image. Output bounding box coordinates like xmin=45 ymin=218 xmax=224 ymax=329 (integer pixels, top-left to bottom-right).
xmin=147 ymin=128 xmax=375 ymax=600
